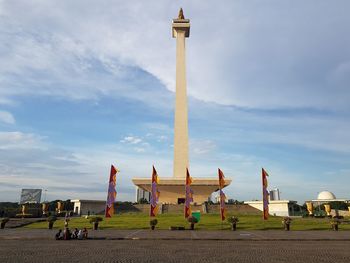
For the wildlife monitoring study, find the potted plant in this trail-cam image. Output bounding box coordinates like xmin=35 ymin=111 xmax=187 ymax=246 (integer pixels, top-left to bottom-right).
xmin=1 ymin=218 xmax=9 ymax=229
xmin=227 ymin=216 xmax=239 ymax=231
xmin=89 ymin=216 xmax=103 ymax=230
xmin=187 ymin=216 xmax=198 ymax=230
xmin=330 ymin=218 xmax=340 ymax=231
xmin=282 ymin=217 xmax=292 ymax=231
xmin=150 ymin=219 xmax=158 ymax=230
xmin=47 ymin=216 xmax=57 ymax=230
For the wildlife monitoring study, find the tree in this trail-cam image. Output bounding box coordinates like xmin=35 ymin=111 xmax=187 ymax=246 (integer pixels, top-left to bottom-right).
xmin=138 ymin=198 xmax=149 ymax=204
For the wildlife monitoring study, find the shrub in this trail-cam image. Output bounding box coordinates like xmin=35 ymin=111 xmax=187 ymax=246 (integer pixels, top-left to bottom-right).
xmin=330 ymin=218 xmax=340 ymax=225
xmin=227 ymin=216 xmax=239 ymax=224
xmin=138 ymin=198 xmax=149 ymax=204
xmin=89 ymin=216 xmax=103 ymax=224
xmin=47 ymin=216 xmax=57 ymax=223
xmin=187 ymin=216 xmax=198 ymax=230
xmin=150 ymin=219 xmax=158 ymax=226
xmin=187 ymin=216 xmax=199 ymax=224
xmin=282 ymin=217 xmax=292 ymax=224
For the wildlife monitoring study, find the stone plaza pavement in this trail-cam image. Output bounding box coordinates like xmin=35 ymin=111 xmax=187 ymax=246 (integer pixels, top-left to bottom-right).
xmin=0 ymin=229 xmax=350 ymax=262
xmin=1 ymin=228 xmax=350 ymax=240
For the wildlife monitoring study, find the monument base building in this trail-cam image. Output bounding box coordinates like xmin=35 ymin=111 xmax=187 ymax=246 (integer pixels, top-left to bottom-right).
xmin=133 ymin=177 xmax=231 ymax=204
xmin=71 ymin=199 xmax=105 ymax=216
xmin=244 ymin=200 xmax=297 ymax=217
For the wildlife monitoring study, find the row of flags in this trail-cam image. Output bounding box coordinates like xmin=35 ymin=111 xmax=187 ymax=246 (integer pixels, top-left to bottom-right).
xmin=104 ymin=164 xmax=271 ymax=221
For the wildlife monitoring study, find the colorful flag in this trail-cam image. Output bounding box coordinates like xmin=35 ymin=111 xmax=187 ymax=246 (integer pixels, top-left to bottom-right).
xmin=184 ymin=168 xmax=193 ymax=218
xmin=218 ymin=168 xmax=226 ymax=221
xmin=262 ymin=168 xmax=269 ymax=220
xmin=105 ymin=165 xmax=118 ymax=218
xmin=150 ymin=165 xmax=160 ymax=217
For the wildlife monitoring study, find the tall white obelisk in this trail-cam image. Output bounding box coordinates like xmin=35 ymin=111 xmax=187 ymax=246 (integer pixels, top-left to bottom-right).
xmin=172 ymin=8 xmax=190 ymax=179
xmin=132 ymin=9 xmax=231 ymax=204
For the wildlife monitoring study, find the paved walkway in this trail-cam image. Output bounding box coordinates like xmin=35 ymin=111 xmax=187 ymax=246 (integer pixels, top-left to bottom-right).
xmin=1 ymin=229 xmax=350 ymax=240
xmin=1 ymin=239 xmax=350 ymax=263
xmin=1 ymin=230 xmax=350 ymax=262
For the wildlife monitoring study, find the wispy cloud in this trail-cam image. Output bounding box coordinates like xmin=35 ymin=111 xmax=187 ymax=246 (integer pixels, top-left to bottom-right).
xmin=0 ymin=1 xmax=349 ymax=204
xmin=120 ymin=136 xmax=143 ymax=145
xmin=1 ymin=1 xmax=349 ymax=110
xmin=0 ymin=131 xmax=45 ymax=149
xmin=190 ymin=139 xmax=216 ymax=155
xmin=0 ymin=111 xmax=15 ymax=124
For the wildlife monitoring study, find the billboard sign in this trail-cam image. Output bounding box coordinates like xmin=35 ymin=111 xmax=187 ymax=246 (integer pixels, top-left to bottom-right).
xmin=20 ymin=189 xmax=42 ymax=204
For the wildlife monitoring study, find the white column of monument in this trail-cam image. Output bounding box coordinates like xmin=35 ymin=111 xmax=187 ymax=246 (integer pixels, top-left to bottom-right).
xmin=172 ymin=9 xmax=190 ymax=179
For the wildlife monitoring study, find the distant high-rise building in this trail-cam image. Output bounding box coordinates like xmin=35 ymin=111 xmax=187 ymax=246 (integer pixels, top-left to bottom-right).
xmin=269 ymin=188 xmax=280 ymax=201
xmin=136 ymin=187 xmax=151 ymax=203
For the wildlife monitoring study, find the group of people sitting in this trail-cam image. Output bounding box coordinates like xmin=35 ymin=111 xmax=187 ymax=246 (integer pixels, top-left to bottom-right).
xmin=55 ymin=227 xmax=88 ymax=240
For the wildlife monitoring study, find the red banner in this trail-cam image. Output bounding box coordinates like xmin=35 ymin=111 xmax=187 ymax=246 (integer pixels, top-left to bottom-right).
xmin=218 ymin=168 xmax=226 ymax=221
xmin=184 ymin=168 xmax=193 ymax=218
xmin=262 ymin=168 xmax=269 ymax=220
xmin=150 ymin=166 xmax=160 ymax=217
xmin=105 ymin=165 xmax=118 ymax=218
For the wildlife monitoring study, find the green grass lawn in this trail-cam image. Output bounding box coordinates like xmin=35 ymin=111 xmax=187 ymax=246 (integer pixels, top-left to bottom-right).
xmin=24 ymin=213 xmax=350 ymax=231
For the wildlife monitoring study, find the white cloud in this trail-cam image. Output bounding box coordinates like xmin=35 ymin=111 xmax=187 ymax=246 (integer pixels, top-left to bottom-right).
xmin=134 ymin=147 xmax=145 ymax=153
xmin=0 ymin=98 xmax=16 ymax=106
xmin=0 ymin=1 xmax=349 ymax=204
xmin=0 ymin=128 xmax=348 ymax=203
xmin=156 ymin=135 xmax=167 ymax=142
xmin=0 ymin=131 xmax=45 ymax=149
xmin=0 ymin=110 xmax=15 ymax=124
xmin=190 ymin=139 xmax=216 ymax=155
xmin=1 ymin=1 xmax=349 ymax=110
xmin=120 ymin=136 xmax=142 ymax=145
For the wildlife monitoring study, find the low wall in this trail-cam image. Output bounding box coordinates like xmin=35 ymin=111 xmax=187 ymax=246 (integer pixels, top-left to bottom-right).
xmin=114 ymin=203 xmax=260 ymax=215
xmin=162 ymin=204 xmax=205 ymax=213
xmin=331 ymin=209 xmax=350 ymax=217
xmin=207 ymin=204 xmax=260 ymax=215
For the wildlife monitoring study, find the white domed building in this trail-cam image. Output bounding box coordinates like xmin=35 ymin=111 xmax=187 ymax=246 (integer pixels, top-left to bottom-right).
xmin=309 ymin=190 xmax=350 ymax=204
xmin=306 ymin=190 xmax=350 ymax=216
xmin=315 ymin=191 xmax=337 ymax=201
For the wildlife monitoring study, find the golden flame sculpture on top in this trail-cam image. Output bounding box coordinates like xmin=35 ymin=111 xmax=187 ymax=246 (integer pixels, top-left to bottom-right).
xmin=178 ymin=8 xmax=185 ymax=19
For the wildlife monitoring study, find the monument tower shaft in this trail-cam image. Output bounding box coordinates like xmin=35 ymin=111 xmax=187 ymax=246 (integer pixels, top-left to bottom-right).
xmin=132 ymin=10 xmax=231 ymax=204
xmin=172 ymin=9 xmax=190 ymax=179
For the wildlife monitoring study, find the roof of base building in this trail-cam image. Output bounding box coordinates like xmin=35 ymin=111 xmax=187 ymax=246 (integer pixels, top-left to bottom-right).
xmin=70 ymin=199 xmax=105 ymax=203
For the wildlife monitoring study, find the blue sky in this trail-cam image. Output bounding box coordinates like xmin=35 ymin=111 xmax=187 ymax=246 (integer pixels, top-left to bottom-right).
xmin=0 ymin=0 xmax=350 ymax=203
